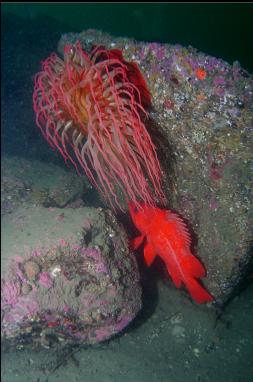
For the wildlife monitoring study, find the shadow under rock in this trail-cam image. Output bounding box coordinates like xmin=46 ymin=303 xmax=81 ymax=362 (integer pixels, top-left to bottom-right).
xmin=116 ymin=211 xmax=159 ymax=333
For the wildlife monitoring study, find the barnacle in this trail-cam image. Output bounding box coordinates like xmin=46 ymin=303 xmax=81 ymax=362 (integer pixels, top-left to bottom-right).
xmin=33 ymin=41 xmax=165 ymax=210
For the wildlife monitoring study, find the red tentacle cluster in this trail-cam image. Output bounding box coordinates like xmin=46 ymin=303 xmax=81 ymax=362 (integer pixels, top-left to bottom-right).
xmin=33 ymin=41 xmax=165 ymax=210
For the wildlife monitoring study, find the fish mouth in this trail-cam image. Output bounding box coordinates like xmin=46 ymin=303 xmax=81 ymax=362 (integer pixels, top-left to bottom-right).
xmin=128 ymin=201 xmax=137 ymax=216
xmin=128 ymin=201 xmax=148 ymax=217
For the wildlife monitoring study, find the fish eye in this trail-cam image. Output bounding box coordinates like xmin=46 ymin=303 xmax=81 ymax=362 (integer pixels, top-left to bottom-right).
xmin=134 ymin=206 xmax=139 ymax=213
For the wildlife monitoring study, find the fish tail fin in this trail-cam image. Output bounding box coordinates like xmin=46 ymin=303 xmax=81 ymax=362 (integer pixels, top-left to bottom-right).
xmin=184 ymin=277 xmax=214 ymax=304
xmin=181 ymin=253 xmax=213 ymax=303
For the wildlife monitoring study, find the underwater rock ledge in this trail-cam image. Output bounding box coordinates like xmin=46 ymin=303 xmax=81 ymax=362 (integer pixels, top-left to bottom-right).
xmin=58 ymin=30 xmax=253 ymax=305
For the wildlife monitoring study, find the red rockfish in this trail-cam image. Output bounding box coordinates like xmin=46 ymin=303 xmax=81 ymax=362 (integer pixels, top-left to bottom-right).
xmin=129 ymin=202 xmax=213 ymax=304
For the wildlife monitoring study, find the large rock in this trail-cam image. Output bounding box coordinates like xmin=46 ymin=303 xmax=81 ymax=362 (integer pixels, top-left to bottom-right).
xmin=58 ymin=30 xmax=253 ymax=305
xmin=1 ymin=205 xmax=142 ymax=348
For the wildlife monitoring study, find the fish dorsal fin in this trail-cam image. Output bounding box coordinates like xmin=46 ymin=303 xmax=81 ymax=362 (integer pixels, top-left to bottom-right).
xmin=165 ymin=210 xmax=192 ymax=246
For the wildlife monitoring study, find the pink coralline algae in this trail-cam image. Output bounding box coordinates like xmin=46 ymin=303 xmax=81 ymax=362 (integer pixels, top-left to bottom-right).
xmin=38 ymin=272 xmax=53 ymax=288
xmin=5 ymin=295 xmax=39 ymax=325
xmin=31 ymin=249 xmax=43 ymax=257
xmin=85 ymin=248 xmax=108 ymax=274
xmin=1 ymin=280 xmax=21 ymax=307
xmin=213 ymin=76 xmax=226 ymax=86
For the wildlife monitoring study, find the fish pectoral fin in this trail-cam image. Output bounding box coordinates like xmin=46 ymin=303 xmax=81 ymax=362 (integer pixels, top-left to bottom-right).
xmin=168 ymin=270 xmax=182 ymax=288
xmin=131 ymin=235 xmax=145 ymax=250
xmin=144 ymin=243 xmax=156 ymax=267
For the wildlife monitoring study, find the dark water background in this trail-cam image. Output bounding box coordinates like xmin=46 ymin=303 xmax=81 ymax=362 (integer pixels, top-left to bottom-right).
xmin=2 ymin=3 xmax=253 ymax=72
xmin=2 ymin=3 xmax=253 ymax=160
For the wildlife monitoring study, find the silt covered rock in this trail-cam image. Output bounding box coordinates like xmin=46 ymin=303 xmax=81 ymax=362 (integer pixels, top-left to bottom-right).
xmin=1 ymin=155 xmax=89 ymax=212
xmin=1 ymin=206 xmax=142 ymax=348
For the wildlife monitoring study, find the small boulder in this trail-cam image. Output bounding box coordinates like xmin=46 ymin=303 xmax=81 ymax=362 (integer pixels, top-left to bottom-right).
xmin=1 ymin=206 xmax=142 ymax=348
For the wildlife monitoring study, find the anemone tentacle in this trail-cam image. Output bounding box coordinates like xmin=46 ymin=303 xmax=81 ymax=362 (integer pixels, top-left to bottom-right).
xmin=33 ymin=41 xmax=165 ymax=210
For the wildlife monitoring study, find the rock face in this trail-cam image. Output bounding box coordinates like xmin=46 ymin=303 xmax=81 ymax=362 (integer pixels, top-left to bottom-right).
xmin=1 ymin=156 xmax=89 ymax=214
xmin=1 ymin=206 xmax=142 ymax=348
xmin=58 ymin=30 xmax=253 ymax=304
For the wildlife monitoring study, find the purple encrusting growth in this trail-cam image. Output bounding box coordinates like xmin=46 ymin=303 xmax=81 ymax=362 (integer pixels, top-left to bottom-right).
xmin=5 ymin=295 xmax=39 ymax=325
xmin=85 ymin=247 xmax=109 ymax=274
xmin=31 ymin=249 xmax=43 ymax=257
xmin=38 ymin=272 xmax=53 ymax=288
xmin=1 ymin=208 xmax=142 ymax=348
xmin=1 ymin=280 xmax=21 ymax=307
